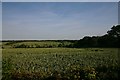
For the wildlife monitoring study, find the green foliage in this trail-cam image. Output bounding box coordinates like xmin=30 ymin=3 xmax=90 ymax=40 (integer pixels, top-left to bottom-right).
xmin=76 ymin=25 xmax=120 ymax=48
xmin=1 ymin=25 xmax=120 ymax=80
xmin=107 ymin=25 xmax=120 ymax=38
xmin=2 ymin=41 xmax=73 ymax=48
xmin=2 ymin=48 xmax=119 ymax=80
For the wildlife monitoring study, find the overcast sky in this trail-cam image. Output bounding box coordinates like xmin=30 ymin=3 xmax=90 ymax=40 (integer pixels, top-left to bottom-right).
xmin=2 ymin=2 xmax=118 ymax=40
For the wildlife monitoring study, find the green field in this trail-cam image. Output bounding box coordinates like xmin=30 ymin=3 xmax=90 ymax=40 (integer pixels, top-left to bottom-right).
xmin=2 ymin=45 xmax=119 ymax=80
xmin=2 ymin=41 xmax=73 ymax=48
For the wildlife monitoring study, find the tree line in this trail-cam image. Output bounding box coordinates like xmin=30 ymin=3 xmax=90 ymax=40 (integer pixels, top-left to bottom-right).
xmin=73 ymin=25 xmax=120 ymax=48
xmin=2 ymin=25 xmax=120 ymax=48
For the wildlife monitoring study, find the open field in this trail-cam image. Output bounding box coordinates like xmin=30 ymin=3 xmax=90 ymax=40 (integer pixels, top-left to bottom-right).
xmin=2 ymin=41 xmax=73 ymax=48
xmin=2 ymin=2 xmax=120 ymax=80
xmin=2 ymin=47 xmax=119 ymax=80
xmin=0 ymin=48 xmax=2 ymax=80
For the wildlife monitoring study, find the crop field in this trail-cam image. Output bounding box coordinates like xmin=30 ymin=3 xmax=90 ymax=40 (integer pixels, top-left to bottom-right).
xmin=2 ymin=46 xmax=119 ymax=80
xmin=0 ymin=46 xmax=2 ymax=80
xmin=2 ymin=41 xmax=73 ymax=48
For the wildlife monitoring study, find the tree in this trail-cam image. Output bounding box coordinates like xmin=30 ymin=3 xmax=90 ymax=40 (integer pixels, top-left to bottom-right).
xmin=73 ymin=36 xmax=99 ymax=48
xmin=107 ymin=25 xmax=120 ymax=47
xmin=73 ymin=25 xmax=120 ymax=48
xmin=107 ymin=25 xmax=120 ymax=38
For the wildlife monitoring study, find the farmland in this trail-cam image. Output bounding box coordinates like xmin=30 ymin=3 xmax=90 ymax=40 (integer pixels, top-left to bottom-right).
xmin=2 ymin=41 xmax=119 ymax=80
xmin=0 ymin=42 xmax=2 ymax=80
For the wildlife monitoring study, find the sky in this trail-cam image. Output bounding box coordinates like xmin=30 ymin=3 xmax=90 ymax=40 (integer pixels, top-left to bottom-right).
xmin=2 ymin=0 xmax=120 ymax=2
xmin=2 ymin=2 xmax=118 ymax=40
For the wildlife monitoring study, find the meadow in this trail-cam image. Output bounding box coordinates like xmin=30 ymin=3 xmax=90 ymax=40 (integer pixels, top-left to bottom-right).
xmin=1 ymin=41 xmax=120 ymax=80
xmin=0 ymin=42 xmax=2 ymax=80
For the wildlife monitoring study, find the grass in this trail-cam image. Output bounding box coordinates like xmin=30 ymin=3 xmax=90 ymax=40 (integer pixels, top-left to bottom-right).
xmin=2 ymin=48 xmax=119 ymax=80
xmin=2 ymin=41 xmax=73 ymax=48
